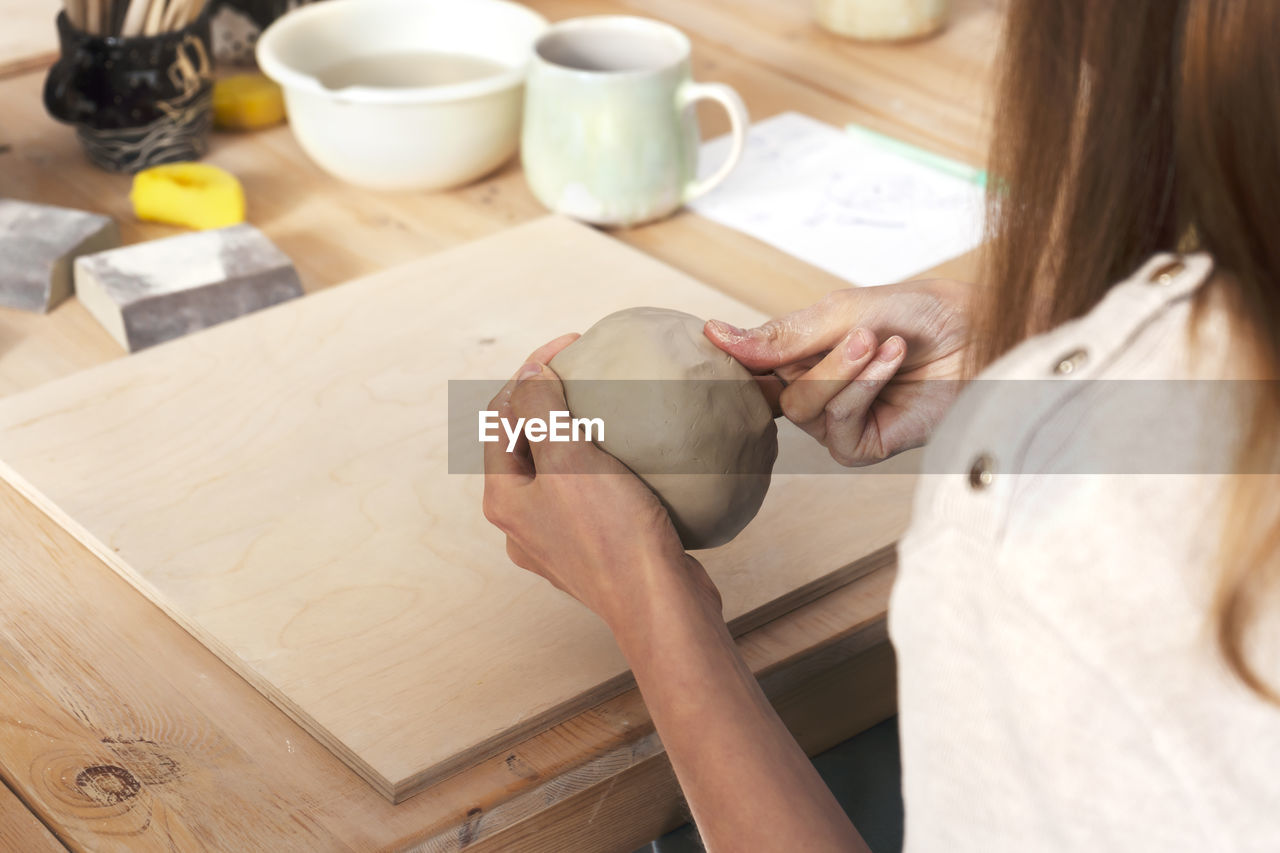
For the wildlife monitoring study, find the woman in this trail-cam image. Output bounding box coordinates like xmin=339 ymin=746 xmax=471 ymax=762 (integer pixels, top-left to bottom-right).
xmin=482 ymin=1 xmax=1280 ymax=849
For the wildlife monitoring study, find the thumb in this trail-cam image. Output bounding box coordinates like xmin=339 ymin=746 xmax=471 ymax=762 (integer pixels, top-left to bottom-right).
xmin=506 ymin=362 xmax=581 ymax=472
xmin=704 ymin=303 xmax=855 ymax=372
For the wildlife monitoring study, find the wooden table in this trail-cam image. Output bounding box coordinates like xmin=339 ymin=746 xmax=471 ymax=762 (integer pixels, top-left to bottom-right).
xmin=0 ymin=0 xmax=998 ymax=849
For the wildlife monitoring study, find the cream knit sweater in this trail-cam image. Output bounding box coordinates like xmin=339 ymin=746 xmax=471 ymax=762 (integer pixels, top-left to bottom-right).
xmin=892 ymin=253 xmax=1280 ymax=852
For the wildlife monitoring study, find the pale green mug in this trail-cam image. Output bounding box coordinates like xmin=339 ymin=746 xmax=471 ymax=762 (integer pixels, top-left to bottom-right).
xmin=522 ymin=15 xmax=748 ymax=227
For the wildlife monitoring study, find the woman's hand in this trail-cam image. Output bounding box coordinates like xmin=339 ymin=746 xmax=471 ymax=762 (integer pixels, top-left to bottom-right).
xmin=705 ymin=278 xmax=971 ymax=466
xmin=483 ymin=336 xmax=869 ymax=853
xmin=482 ymin=335 xmax=720 ymax=629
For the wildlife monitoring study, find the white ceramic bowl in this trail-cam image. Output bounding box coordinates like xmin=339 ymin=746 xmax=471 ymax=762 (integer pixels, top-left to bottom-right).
xmin=257 ymin=0 xmax=547 ymax=191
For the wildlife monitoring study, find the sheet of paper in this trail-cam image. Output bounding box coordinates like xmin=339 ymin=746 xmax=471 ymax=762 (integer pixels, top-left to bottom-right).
xmin=691 ymin=112 xmax=985 ymax=286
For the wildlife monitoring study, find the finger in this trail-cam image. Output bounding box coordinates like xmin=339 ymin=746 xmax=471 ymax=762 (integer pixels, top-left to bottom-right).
xmin=486 ymin=333 xmax=582 ymax=415
xmin=506 ymin=362 xmax=582 ymax=472
xmin=824 ymin=336 xmax=907 ymax=463
xmin=774 ymin=356 xmax=822 ymax=384
xmin=754 ymin=373 xmax=784 ymax=418
xmin=704 ymin=296 xmax=861 ymax=371
xmin=527 ymin=333 xmax=580 ymax=366
xmin=870 ymin=378 xmax=959 ymax=455
xmin=778 ymin=329 xmax=878 ymax=426
xmin=483 ymin=338 xmax=583 ymax=513
xmin=487 ymin=372 xmax=517 ymax=415
xmin=483 ymin=401 xmax=536 ymax=539
xmin=484 ymin=395 xmax=535 ymax=488
xmin=485 ymin=351 xmax=551 ymax=478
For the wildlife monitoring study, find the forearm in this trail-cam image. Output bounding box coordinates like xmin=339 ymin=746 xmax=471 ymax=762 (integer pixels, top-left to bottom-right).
xmin=609 ymin=557 xmax=869 ymax=853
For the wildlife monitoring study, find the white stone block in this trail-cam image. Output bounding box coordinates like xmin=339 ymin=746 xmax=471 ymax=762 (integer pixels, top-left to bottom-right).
xmin=0 ymin=198 xmax=120 ymax=313
xmin=75 ymin=224 xmax=303 ymax=352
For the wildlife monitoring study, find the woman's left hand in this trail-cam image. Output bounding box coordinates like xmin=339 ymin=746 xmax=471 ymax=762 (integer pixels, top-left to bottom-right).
xmin=482 ymin=335 xmax=721 ymax=629
xmin=483 ymin=337 xmax=866 ymax=853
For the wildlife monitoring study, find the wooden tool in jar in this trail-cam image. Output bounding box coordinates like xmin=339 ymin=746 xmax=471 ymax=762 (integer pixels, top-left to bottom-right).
xmin=62 ymin=0 xmax=209 ymax=37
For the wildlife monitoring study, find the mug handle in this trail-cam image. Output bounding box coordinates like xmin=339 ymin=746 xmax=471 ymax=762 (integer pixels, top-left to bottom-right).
xmin=678 ymin=81 xmax=749 ymax=203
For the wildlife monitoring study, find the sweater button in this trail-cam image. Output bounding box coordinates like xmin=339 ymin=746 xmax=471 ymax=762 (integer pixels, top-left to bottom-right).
xmin=968 ymin=454 xmax=995 ymax=490
xmin=1053 ymin=348 xmax=1089 ymax=375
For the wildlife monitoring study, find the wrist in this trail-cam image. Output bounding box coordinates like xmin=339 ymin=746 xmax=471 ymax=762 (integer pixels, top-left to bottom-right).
xmin=602 ymin=549 xmax=723 ymax=652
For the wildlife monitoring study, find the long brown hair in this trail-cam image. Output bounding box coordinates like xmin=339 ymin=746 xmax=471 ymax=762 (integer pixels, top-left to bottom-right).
xmin=977 ymin=0 xmax=1280 ymax=699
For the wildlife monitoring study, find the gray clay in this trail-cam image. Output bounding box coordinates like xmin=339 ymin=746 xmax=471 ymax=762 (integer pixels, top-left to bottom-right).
xmin=549 ymin=307 xmax=778 ymax=549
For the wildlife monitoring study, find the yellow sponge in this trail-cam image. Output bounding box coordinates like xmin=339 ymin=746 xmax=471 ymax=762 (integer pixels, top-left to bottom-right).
xmin=130 ymin=163 xmax=246 ymax=231
xmin=213 ymin=74 xmax=286 ymax=131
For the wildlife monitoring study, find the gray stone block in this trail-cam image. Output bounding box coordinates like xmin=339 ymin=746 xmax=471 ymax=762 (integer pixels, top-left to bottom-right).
xmin=0 ymin=199 xmax=120 ymax=313
xmin=75 ymin=224 xmax=303 ymax=352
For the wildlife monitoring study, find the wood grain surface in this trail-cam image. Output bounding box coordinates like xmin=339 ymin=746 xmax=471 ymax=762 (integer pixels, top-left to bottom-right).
xmin=0 ymin=780 xmax=64 ymax=852
xmin=0 ymin=0 xmax=999 ymax=846
xmin=0 ymin=217 xmax=916 ymax=803
xmin=0 ymin=0 xmax=995 ymax=399
xmin=0 ymin=453 xmax=897 ymax=852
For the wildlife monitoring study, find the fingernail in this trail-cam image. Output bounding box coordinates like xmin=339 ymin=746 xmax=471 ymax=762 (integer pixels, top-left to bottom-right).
xmin=707 ymin=319 xmax=747 ymax=340
xmin=878 ymin=336 xmax=905 ymax=362
xmin=516 ymin=362 xmax=543 ymax=382
xmin=844 ymin=329 xmax=872 ymax=362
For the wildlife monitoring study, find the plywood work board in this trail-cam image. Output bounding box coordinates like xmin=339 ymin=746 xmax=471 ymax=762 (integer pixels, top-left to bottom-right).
xmin=0 ymin=216 xmax=906 ymax=802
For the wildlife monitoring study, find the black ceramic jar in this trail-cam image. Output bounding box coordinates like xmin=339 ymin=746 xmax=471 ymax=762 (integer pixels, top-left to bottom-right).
xmin=43 ymin=9 xmax=215 ymax=173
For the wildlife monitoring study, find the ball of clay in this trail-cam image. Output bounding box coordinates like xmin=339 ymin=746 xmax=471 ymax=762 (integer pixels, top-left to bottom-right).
xmin=549 ymin=307 xmax=778 ymax=549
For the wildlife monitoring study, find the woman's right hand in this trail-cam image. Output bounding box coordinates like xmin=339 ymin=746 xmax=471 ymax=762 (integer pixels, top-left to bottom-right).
xmin=705 ymin=279 xmax=972 ymax=466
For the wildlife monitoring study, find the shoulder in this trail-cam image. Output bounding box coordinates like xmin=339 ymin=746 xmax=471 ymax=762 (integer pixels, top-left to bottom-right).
xmin=910 ymin=252 xmax=1241 ymax=541
xmin=983 ymin=252 xmax=1225 ymax=382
